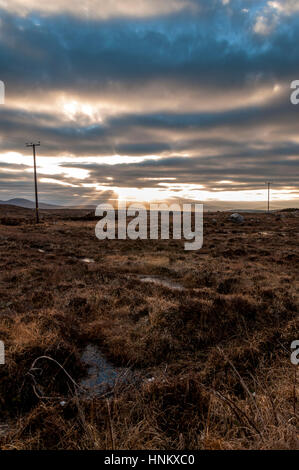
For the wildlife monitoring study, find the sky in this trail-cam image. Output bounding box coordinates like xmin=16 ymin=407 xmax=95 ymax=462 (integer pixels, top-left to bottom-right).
xmin=0 ymin=0 xmax=298 ymax=209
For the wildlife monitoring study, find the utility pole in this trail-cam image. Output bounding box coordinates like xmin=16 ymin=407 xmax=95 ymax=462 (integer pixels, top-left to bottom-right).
xmin=266 ymin=182 xmax=271 ymax=213
xmin=26 ymin=141 xmax=40 ymax=223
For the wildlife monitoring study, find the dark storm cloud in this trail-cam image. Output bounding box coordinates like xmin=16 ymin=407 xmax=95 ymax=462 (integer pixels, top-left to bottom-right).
xmin=0 ymin=0 xmax=298 ymax=204
xmin=60 ymin=147 xmax=298 ymax=191
xmin=0 ymin=93 xmax=297 ymax=156
xmin=0 ymin=3 xmax=299 ymax=96
xmin=0 ymin=162 xmax=30 ymax=170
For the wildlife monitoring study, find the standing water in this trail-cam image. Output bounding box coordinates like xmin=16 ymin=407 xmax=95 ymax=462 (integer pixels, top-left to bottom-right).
xmin=138 ymin=275 xmax=184 ymax=291
xmin=80 ymin=258 xmax=95 ymax=264
xmin=80 ymin=344 xmax=131 ymax=396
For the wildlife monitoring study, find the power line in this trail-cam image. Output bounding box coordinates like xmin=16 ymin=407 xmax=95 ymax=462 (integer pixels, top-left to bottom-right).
xmin=26 ymin=141 xmax=40 ymax=224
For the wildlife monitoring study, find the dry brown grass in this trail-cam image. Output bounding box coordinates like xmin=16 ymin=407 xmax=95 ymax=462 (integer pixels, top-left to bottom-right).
xmin=0 ymin=207 xmax=298 ymax=449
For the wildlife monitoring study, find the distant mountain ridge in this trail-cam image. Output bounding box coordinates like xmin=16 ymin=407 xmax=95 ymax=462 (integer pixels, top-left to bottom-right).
xmin=0 ymin=198 xmax=61 ymax=209
xmin=0 ymin=198 xmax=297 ymax=212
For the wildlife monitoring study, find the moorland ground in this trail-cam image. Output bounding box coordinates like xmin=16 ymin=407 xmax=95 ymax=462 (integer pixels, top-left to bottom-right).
xmin=0 ymin=205 xmax=298 ymax=449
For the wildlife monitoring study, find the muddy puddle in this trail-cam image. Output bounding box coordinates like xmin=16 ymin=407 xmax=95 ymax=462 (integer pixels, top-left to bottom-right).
xmin=138 ymin=275 xmax=185 ymax=291
xmin=80 ymin=258 xmax=95 ymax=264
xmin=80 ymin=344 xmax=132 ymax=396
xmin=258 ymin=231 xmax=286 ymax=237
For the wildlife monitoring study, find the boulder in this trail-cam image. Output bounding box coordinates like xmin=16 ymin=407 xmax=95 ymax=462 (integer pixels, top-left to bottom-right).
xmin=229 ymin=213 xmax=244 ymax=224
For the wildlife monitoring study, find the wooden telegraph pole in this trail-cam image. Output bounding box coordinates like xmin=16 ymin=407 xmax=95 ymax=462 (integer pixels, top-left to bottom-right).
xmin=26 ymin=141 xmax=40 ymax=223
xmin=266 ymin=182 xmax=271 ymax=213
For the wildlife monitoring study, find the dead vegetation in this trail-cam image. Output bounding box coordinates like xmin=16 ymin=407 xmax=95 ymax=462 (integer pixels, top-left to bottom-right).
xmin=0 ymin=206 xmax=298 ymax=449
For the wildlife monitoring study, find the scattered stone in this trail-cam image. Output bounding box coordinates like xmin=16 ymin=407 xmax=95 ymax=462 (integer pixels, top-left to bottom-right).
xmin=229 ymin=213 xmax=244 ymax=224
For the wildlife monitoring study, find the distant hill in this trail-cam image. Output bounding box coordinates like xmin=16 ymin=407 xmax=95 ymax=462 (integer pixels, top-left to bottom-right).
xmin=1 ymin=198 xmax=297 ymax=212
xmin=0 ymin=198 xmax=61 ymax=209
xmin=68 ymin=204 xmax=97 ymax=210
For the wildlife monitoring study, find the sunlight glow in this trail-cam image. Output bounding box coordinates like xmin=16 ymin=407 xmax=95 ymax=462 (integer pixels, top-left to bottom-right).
xmin=62 ymin=100 xmax=100 ymax=121
xmin=40 ymin=178 xmax=79 ymax=187
xmin=0 ymin=152 xmax=298 ymax=204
